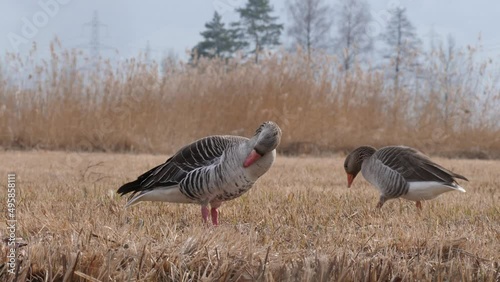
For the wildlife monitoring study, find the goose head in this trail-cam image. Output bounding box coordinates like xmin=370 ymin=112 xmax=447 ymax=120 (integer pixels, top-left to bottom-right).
xmin=344 ymin=146 xmax=376 ymax=188
xmin=243 ymin=121 xmax=282 ymax=168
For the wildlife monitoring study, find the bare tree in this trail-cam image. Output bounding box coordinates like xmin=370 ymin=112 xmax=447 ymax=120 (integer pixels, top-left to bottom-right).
xmin=439 ymin=35 xmax=457 ymax=127
xmin=381 ymin=7 xmax=421 ymax=95
xmin=425 ymin=34 xmax=462 ymax=128
xmin=334 ymin=0 xmax=373 ymax=72
xmin=286 ymin=0 xmax=333 ymax=60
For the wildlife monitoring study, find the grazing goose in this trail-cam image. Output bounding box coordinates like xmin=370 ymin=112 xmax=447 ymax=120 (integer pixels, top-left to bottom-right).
xmin=344 ymin=146 xmax=468 ymax=209
xmin=117 ymin=121 xmax=281 ymax=225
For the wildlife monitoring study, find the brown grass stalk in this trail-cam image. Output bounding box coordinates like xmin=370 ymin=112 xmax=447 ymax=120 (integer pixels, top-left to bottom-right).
xmin=1 ymin=41 xmax=499 ymax=157
xmin=0 ymin=151 xmax=499 ymax=281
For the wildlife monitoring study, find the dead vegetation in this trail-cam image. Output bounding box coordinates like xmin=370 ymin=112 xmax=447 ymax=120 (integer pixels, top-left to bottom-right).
xmin=0 ymin=151 xmax=499 ymax=281
xmin=1 ymin=41 xmax=499 ymax=157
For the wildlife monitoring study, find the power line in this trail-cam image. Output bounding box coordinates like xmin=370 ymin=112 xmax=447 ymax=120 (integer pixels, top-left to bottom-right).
xmin=86 ymin=10 xmax=105 ymax=58
xmin=78 ymin=10 xmax=115 ymax=61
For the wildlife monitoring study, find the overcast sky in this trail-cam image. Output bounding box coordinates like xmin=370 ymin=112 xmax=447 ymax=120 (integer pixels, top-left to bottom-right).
xmin=1 ymin=0 xmax=499 ymax=62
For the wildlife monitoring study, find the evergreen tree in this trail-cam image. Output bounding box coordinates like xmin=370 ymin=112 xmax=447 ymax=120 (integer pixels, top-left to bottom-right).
xmin=235 ymin=0 xmax=283 ymax=63
xmin=192 ymin=12 xmax=245 ymax=60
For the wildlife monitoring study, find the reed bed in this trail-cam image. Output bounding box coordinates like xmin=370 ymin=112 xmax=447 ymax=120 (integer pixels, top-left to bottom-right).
xmin=1 ymin=41 xmax=499 ymax=157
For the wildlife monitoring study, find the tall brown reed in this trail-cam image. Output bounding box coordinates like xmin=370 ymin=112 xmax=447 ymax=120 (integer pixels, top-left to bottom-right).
xmin=1 ymin=40 xmax=499 ymax=157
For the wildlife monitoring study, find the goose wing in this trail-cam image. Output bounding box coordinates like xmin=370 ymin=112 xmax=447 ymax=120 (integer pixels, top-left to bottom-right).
xmin=374 ymin=146 xmax=468 ymax=185
xmin=117 ymin=135 xmax=247 ymax=196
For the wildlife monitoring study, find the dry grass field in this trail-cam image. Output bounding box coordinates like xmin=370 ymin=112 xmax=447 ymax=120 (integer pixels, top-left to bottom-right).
xmin=1 ymin=150 xmax=499 ymax=281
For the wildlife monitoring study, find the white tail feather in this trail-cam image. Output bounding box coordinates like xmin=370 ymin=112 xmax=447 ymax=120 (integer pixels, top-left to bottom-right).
xmin=404 ymin=181 xmax=466 ymax=201
xmin=454 ymin=184 xmax=466 ymax=193
xmin=125 ymin=186 xmax=194 ymax=207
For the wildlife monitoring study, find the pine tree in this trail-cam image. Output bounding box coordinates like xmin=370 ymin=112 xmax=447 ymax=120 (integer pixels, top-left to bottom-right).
xmin=192 ymin=12 xmax=245 ymax=60
xmin=235 ymin=0 xmax=283 ymax=63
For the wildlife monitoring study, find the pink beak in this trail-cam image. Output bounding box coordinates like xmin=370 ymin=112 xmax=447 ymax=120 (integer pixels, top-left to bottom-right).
xmin=243 ymin=149 xmax=262 ymax=168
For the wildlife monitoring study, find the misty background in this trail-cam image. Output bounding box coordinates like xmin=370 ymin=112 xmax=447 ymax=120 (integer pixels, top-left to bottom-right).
xmin=1 ymin=0 xmax=499 ymax=63
xmin=1 ymin=0 xmax=499 ymax=156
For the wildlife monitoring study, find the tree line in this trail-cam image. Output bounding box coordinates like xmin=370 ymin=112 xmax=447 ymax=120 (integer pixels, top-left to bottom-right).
xmin=191 ymin=0 xmax=420 ymax=73
xmin=187 ymin=0 xmax=430 ymax=96
xmin=178 ymin=0 xmax=495 ymax=120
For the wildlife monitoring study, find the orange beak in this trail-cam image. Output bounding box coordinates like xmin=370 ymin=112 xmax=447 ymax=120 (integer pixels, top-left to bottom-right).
xmin=347 ymin=173 xmax=354 ymax=188
xmin=243 ymin=149 xmax=262 ymax=168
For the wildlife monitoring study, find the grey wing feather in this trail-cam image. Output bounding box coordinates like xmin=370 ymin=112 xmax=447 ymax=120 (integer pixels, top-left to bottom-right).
xmin=375 ymin=146 xmax=468 ymax=184
xmin=139 ymin=135 xmax=247 ymax=190
xmin=365 ymin=157 xmax=409 ymax=198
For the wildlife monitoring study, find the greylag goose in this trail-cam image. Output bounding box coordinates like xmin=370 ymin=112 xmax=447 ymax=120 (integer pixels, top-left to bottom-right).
xmin=117 ymin=121 xmax=281 ymax=225
xmin=344 ymin=146 xmax=468 ymax=209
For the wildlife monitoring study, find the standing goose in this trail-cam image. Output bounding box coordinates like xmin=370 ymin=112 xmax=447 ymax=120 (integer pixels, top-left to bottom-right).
xmin=344 ymin=146 xmax=468 ymax=209
xmin=117 ymin=121 xmax=281 ymax=225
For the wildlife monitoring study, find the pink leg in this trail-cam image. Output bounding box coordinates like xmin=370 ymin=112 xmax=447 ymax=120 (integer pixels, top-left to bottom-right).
xmin=211 ymin=208 xmax=218 ymax=226
xmin=201 ymin=206 xmax=209 ymax=223
xmin=416 ymin=201 xmax=422 ymax=210
xmin=210 ymin=202 xmax=221 ymax=226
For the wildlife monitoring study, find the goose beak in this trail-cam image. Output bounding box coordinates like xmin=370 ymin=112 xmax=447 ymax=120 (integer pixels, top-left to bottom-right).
xmin=347 ymin=173 xmax=355 ymax=188
xmin=243 ymin=149 xmax=262 ymax=168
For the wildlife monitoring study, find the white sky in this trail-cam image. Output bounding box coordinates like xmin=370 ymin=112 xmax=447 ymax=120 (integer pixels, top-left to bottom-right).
xmin=1 ymin=0 xmax=499 ymax=62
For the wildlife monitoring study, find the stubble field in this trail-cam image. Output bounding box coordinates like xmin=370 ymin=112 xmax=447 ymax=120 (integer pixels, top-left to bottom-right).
xmin=0 ymin=150 xmax=499 ymax=281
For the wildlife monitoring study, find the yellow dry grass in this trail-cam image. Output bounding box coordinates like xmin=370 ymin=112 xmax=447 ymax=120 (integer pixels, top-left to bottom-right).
xmin=0 ymin=150 xmax=499 ymax=281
